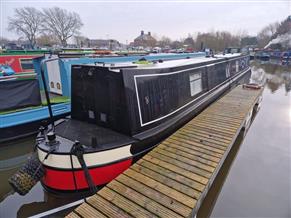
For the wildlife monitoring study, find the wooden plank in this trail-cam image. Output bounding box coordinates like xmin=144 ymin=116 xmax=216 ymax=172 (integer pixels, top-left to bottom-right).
xmin=201 ymin=111 xmax=245 ymax=119
xmin=154 ymin=147 xmax=215 ymax=173
xmin=75 ymin=203 xmax=107 ymax=218
xmin=86 ymin=195 xmax=132 ymax=218
xmin=191 ymin=119 xmax=239 ymax=132
xmin=167 ymin=138 xmax=223 ymax=158
xmin=175 ymin=131 xmax=229 ymax=148
xmin=202 ymin=107 xmax=246 ymax=116
xmin=190 ymin=114 xmax=239 ymax=131
xmin=107 ymin=180 xmax=184 ymax=218
xmin=66 ymin=212 xmax=81 ymax=218
xmin=158 ymin=144 xmax=218 ymax=167
xmin=195 ymin=116 xmax=242 ymax=126
xmin=162 ymin=141 xmax=221 ymax=163
xmin=180 ymin=128 xmax=232 ymax=144
xmin=144 ymin=154 xmax=208 ymax=184
xmin=170 ymin=136 xmax=225 ymax=154
xmin=186 ymin=122 xmax=237 ymax=134
xmin=98 ymin=187 xmax=155 ymax=218
xmin=194 ymin=112 xmax=244 ymax=122
xmin=185 ymin=123 xmax=235 ymax=137
xmin=143 ymin=154 xmax=208 ymax=185
xmin=148 ymin=151 xmax=212 ymax=178
xmin=116 ymin=174 xmax=192 ymax=217
xmin=124 ymin=168 xmax=197 ymax=208
xmin=136 ymin=159 xmax=205 ymax=192
xmin=130 ymin=162 xmax=202 ymax=199
xmin=181 ymin=126 xmax=233 ymax=141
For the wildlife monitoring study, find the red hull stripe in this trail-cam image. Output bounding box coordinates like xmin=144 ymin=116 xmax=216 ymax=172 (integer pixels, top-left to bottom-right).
xmin=42 ymin=159 xmax=132 ymax=191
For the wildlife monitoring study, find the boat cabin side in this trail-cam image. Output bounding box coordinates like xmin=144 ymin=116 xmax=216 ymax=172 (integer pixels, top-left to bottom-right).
xmin=71 ymin=54 xmax=250 ymax=138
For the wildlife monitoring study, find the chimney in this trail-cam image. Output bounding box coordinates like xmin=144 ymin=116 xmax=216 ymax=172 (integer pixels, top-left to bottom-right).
xmin=141 ymin=30 xmax=144 ymax=35
xmin=148 ymin=32 xmax=151 ymax=36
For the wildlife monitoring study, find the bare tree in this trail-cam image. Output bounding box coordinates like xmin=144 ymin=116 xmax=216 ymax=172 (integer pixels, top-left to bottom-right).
xmin=8 ymin=7 xmax=42 ymax=48
xmin=193 ymin=31 xmax=242 ymax=52
xmin=37 ymin=34 xmax=58 ymax=47
xmin=74 ymin=35 xmax=89 ymax=47
xmin=159 ymin=36 xmax=172 ymax=48
xmin=41 ymin=7 xmax=83 ymax=47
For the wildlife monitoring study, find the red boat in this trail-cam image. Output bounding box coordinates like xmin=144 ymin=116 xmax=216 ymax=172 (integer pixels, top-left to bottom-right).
xmin=0 ymin=50 xmax=46 ymax=73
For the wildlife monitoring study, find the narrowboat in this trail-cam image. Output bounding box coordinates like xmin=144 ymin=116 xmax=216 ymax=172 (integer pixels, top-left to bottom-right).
xmin=35 ymin=53 xmax=251 ymax=193
xmin=255 ymin=51 xmax=270 ymax=61
xmin=0 ymin=69 xmax=70 ymax=143
xmin=0 ymin=52 xmax=205 ymax=143
xmin=269 ymin=50 xmax=282 ymax=59
xmin=0 ymin=50 xmax=47 ymax=73
xmin=34 ymin=52 xmax=206 ymax=97
xmin=282 ymin=51 xmax=291 ymax=62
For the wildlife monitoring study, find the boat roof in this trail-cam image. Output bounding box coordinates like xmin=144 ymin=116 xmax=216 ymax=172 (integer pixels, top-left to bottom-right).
xmin=80 ymin=53 xmax=242 ymax=71
xmin=134 ymin=53 xmax=242 ymax=69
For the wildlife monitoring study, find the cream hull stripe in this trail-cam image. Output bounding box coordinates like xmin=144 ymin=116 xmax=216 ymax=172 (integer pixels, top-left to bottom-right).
xmin=38 ymin=144 xmax=132 ymax=169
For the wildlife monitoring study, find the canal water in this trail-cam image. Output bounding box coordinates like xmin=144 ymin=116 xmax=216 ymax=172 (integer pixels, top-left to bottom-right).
xmin=0 ymin=60 xmax=290 ymax=218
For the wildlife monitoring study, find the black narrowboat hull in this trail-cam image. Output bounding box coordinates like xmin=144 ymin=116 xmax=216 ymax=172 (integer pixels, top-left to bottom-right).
xmin=36 ymin=54 xmax=251 ymax=193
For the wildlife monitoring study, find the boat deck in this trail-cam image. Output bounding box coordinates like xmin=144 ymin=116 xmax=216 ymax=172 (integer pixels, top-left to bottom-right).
xmin=66 ymin=85 xmax=263 ymax=218
xmin=53 ymin=119 xmax=135 ymax=152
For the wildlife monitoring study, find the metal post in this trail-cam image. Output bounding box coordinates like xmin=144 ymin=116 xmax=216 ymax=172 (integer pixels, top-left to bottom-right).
xmin=40 ymin=58 xmax=58 ymax=129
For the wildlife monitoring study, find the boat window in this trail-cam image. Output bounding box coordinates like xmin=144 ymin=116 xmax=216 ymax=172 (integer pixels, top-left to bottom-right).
xmin=189 ymin=72 xmax=202 ymax=96
xmin=56 ymin=82 xmax=61 ymax=90
xmin=20 ymin=59 xmax=34 ymax=70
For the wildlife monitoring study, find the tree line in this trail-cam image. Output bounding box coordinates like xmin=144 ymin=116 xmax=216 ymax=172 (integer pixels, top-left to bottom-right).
xmin=157 ymin=31 xmax=246 ymax=52
xmin=157 ymin=15 xmax=290 ymax=51
xmin=5 ymin=6 xmax=290 ymax=51
xmin=8 ymin=7 xmax=83 ymax=48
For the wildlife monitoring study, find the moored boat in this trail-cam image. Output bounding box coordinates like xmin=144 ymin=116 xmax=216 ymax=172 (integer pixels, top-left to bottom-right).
xmin=255 ymin=51 xmax=270 ymax=61
xmin=34 ymin=52 xmax=251 ymax=193
xmin=1 ymin=52 xmax=205 ymax=143
xmin=281 ymin=51 xmax=291 ymax=62
xmin=0 ymin=70 xmax=70 ymax=143
xmin=0 ymin=50 xmax=47 ymax=73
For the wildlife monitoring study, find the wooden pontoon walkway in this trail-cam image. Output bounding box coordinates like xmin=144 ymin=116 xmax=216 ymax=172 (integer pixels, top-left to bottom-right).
xmin=67 ymin=85 xmax=263 ymax=218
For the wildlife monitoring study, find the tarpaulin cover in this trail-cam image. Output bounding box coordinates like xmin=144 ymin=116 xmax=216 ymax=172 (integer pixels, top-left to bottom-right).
xmin=0 ymin=79 xmax=41 ymax=111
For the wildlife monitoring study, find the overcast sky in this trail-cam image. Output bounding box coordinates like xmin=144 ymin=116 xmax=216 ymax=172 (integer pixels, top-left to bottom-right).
xmin=0 ymin=0 xmax=290 ymax=44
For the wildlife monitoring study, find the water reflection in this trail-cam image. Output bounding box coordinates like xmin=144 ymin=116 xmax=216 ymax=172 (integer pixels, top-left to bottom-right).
xmin=251 ymin=60 xmax=291 ymax=94
xmin=205 ymin=60 xmax=291 ymax=218
xmin=0 ymin=137 xmax=86 ymax=218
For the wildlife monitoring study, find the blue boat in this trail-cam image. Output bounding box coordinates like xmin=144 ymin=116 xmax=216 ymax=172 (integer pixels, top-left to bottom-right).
xmin=34 ymin=52 xmax=206 ymax=97
xmin=282 ymin=51 xmax=291 ymax=62
xmin=0 ymin=52 xmax=205 ymax=143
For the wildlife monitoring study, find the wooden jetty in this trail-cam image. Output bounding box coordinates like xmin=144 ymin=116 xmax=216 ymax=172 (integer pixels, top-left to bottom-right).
xmin=67 ymin=85 xmax=263 ymax=218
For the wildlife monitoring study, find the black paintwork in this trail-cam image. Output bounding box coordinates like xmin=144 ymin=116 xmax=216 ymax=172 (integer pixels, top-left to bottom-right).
xmin=38 ymin=55 xmax=250 ymax=157
xmin=53 ymin=119 xmax=136 ymax=152
xmin=71 ymin=55 xmax=249 ymax=136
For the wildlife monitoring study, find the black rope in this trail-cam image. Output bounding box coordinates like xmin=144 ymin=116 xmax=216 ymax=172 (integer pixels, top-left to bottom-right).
xmin=31 ymin=147 xmax=55 ymax=180
xmin=70 ymin=154 xmax=78 ymax=192
xmin=71 ymin=141 xmax=98 ymax=194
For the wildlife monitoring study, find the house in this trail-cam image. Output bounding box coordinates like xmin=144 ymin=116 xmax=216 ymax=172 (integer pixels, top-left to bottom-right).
xmin=133 ymin=31 xmax=157 ymax=48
